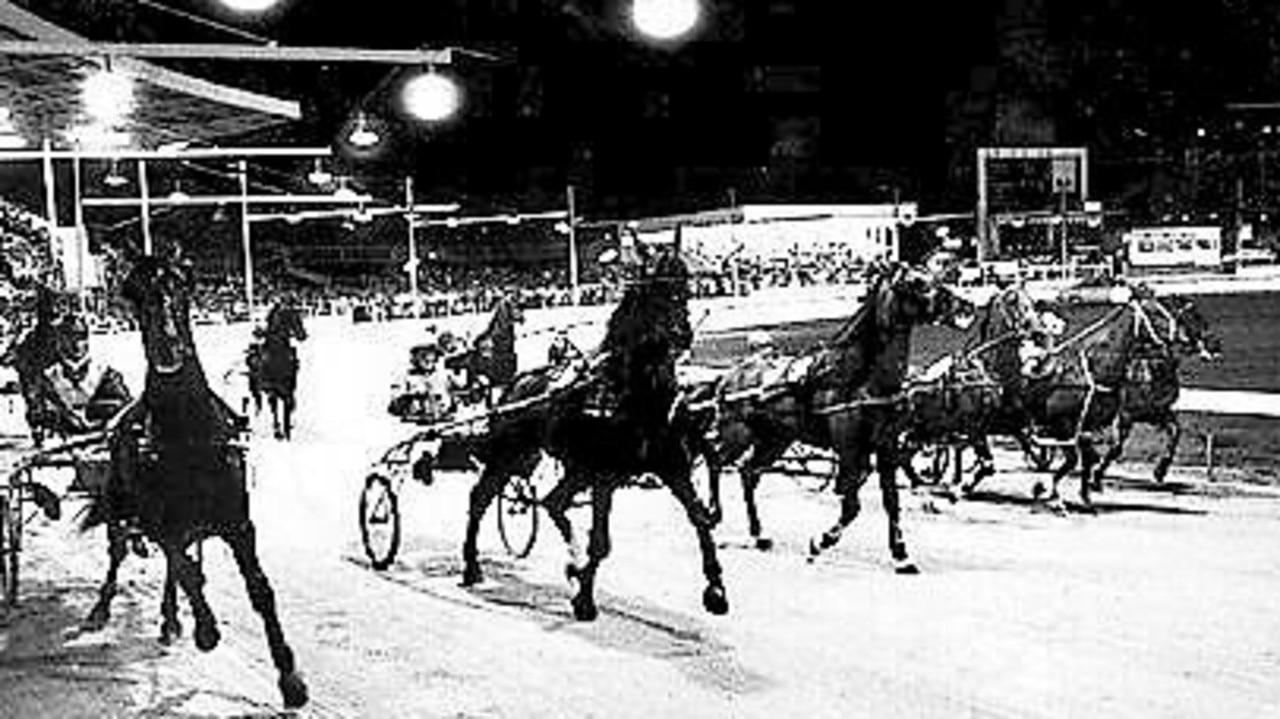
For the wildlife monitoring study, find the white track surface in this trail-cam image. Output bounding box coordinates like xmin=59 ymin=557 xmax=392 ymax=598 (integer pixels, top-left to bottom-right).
xmin=2 ymin=289 xmax=1280 ymax=718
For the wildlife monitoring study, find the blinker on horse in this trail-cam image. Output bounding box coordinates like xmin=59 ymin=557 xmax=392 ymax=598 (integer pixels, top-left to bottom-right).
xmin=81 ymin=254 xmax=307 ymax=709
xmin=705 ymin=262 xmax=976 ymax=571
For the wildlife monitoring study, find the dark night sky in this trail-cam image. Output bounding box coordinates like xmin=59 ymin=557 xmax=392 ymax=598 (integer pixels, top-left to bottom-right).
xmin=17 ymin=0 xmax=1280 ymax=219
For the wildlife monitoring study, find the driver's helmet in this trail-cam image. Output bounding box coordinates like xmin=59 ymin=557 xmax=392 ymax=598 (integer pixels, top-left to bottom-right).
xmin=53 ymin=313 xmax=90 ymax=368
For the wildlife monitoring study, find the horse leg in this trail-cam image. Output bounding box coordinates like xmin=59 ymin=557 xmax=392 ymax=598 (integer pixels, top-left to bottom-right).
xmin=1152 ymin=411 xmax=1180 ymax=484
xmin=460 ymin=465 xmax=512 ymax=587
xmin=163 ymin=541 xmax=220 ymax=652
xmin=875 ymin=448 xmax=918 ymax=573
xmin=692 ymin=432 xmax=723 ymax=527
xmin=224 ymin=522 xmax=309 ymax=709
xmin=658 ymin=464 xmax=729 ymax=615
xmin=82 ymin=522 xmax=130 ymax=631
xmin=281 ymin=392 xmax=295 ymax=440
xmin=269 ymin=394 xmax=283 ymax=439
xmin=965 ymin=437 xmax=996 ymax=495
xmin=1038 ymin=445 xmax=1077 ymax=514
xmin=568 ymin=483 xmax=616 ymax=622
xmin=159 ymin=566 xmax=182 ymax=644
xmin=1078 ymin=439 xmax=1100 ymax=513
xmin=1095 ymin=414 xmax=1133 ymax=489
xmin=540 ymin=463 xmax=591 ymax=587
xmin=740 ymin=440 xmax=788 ymax=551
xmin=808 ymin=455 xmax=868 ymax=561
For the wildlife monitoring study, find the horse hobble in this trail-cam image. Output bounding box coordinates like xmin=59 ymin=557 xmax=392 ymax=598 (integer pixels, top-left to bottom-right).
xmin=80 ymin=253 xmax=307 ymax=709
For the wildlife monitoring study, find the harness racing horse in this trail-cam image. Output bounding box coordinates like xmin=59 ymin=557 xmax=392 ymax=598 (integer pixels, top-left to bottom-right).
xmin=459 ymin=250 xmax=729 ymax=621
xmin=978 ymin=283 xmax=1194 ymax=512
xmin=705 ymin=262 xmax=975 ymax=570
xmin=445 ymin=295 xmax=524 ymax=406
xmin=258 ymin=300 xmax=308 ymax=439
xmin=1091 ymin=288 xmax=1221 ymax=485
xmin=902 ymin=282 xmax=1058 ymax=496
xmin=80 ymin=254 xmax=308 ymax=709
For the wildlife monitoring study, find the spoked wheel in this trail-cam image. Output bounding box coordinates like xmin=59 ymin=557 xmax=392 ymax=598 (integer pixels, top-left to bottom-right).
xmin=904 ymin=442 xmax=950 ymax=487
xmin=359 ymin=473 xmax=400 ymax=570
xmin=1021 ymin=438 xmax=1057 ymax=472
xmin=497 ymin=473 xmax=539 ymax=559
xmin=1 ymin=494 xmax=17 ymax=607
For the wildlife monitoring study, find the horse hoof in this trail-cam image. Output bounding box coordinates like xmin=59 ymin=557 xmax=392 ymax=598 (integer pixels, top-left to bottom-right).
xmin=194 ymin=622 xmax=221 ymax=652
xmin=894 ymin=560 xmax=920 ymax=575
xmin=1031 ymin=482 xmax=1046 ymax=500
xmin=81 ymin=607 xmax=108 ymax=632
xmin=807 ymin=538 xmax=821 ymax=562
xmin=159 ymin=618 xmax=182 ymax=645
xmin=279 ymin=671 xmax=309 ymax=709
xmin=754 ymin=537 xmax=774 ymax=551
xmin=702 ymin=585 xmax=729 ymax=615
xmin=460 ymin=565 xmax=483 ymax=587
xmin=572 ymin=595 xmax=598 ymax=622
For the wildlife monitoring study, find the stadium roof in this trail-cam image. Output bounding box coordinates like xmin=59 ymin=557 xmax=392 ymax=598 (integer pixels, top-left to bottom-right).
xmin=0 ymin=0 xmax=300 ymax=151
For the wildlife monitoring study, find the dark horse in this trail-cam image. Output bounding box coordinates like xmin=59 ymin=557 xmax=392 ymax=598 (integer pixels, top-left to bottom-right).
xmin=80 ymin=254 xmax=307 ymax=709
xmin=458 ymin=250 xmax=728 ymax=621
xmin=257 ymin=300 xmax=307 ymax=439
xmin=445 ymin=295 xmax=524 ymax=406
xmin=1090 ymin=288 xmax=1221 ymax=484
xmin=704 ymin=263 xmax=975 ymax=569
xmin=973 ymin=283 xmax=1204 ymax=511
xmin=898 ymin=282 xmax=1058 ymax=495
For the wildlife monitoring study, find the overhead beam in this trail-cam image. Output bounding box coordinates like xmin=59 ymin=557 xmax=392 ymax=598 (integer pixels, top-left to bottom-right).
xmin=0 ymin=146 xmax=332 ymax=161
xmin=0 ymin=40 xmax=454 ymax=65
xmin=81 ymin=192 xmax=376 ymax=208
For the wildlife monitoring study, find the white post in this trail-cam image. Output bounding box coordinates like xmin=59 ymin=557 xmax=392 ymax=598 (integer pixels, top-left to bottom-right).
xmin=567 ymin=184 xmax=580 ymax=305
xmin=405 ymin=176 xmax=419 ymax=302
xmin=239 ymin=160 xmax=254 ymax=319
xmin=40 ymin=138 xmax=57 ymax=227
xmin=72 ymin=156 xmax=86 ymax=307
xmin=138 ymin=159 xmax=153 ymax=254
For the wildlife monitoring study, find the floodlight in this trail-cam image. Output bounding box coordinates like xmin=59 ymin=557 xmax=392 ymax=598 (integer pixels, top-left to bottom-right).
xmin=629 ymin=0 xmax=702 ymax=42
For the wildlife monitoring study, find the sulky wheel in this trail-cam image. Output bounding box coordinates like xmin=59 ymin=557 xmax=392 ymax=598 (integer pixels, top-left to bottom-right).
xmin=359 ymin=473 xmax=401 ymax=571
xmin=497 ymin=473 xmax=539 ymax=559
xmin=1 ymin=494 xmax=17 ymax=607
xmin=904 ymin=442 xmax=950 ymax=488
xmin=1021 ymin=437 xmax=1056 ymax=472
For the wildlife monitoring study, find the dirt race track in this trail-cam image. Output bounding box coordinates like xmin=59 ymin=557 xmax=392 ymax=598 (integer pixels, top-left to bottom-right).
xmin=3 ymin=309 xmax=1280 ymax=718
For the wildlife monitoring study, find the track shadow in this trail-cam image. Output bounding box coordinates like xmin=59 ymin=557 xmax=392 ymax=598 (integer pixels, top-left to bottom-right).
xmin=347 ymin=548 xmax=769 ymax=696
xmin=3 ymin=578 xmax=295 ymax=718
xmin=951 ymin=488 xmax=1208 ymax=516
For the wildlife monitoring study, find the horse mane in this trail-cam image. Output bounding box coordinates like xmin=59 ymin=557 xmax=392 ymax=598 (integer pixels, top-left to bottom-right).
xmin=598 ymin=251 xmax=692 ymax=414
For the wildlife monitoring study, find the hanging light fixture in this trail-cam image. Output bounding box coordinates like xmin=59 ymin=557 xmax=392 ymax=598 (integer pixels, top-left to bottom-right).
xmin=332 ymin=176 xmax=359 ymax=201
xmin=307 ymin=158 xmax=333 ymax=186
xmin=103 ymin=159 xmax=128 ymax=188
xmin=167 ymin=180 xmax=190 ymax=203
xmin=347 ymin=112 xmax=380 ymax=148
xmin=401 ymin=68 xmax=463 ymax=123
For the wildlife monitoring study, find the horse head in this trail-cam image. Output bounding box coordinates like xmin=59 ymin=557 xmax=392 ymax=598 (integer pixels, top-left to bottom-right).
xmin=869 ymin=262 xmax=974 ymax=336
xmin=120 ymin=254 xmax=196 ymax=377
xmin=1159 ymin=295 xmax=1222 ymax=361
xmin=982 ymin=283 xmax=1053 ymax=348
